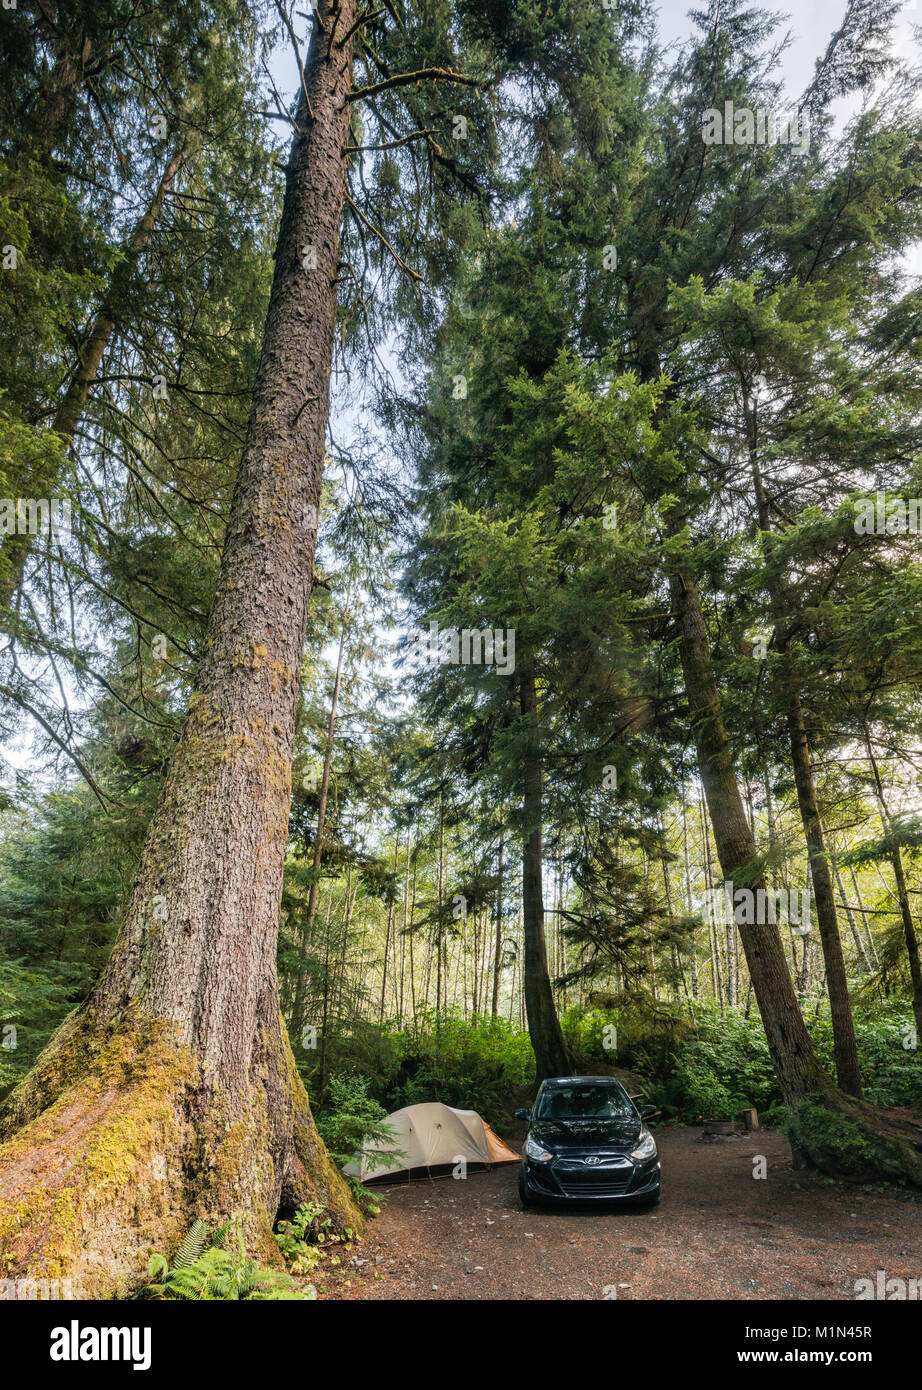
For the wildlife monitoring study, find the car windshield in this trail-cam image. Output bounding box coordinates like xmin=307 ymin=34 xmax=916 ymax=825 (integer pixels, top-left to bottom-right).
xmin=534 ymin=1082 xmax=635 ymax=1121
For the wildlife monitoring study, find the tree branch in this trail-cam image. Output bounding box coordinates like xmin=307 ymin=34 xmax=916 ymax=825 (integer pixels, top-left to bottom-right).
xmin=348 ymin=68 xmax=480 ymax=102
xmin=344 ymin=191 xmax=423 ymax=281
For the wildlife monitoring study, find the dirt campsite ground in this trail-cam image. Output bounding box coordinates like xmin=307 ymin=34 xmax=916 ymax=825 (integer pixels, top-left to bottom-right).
xmin=318 ymin=1125 xmax=922 ymax=1301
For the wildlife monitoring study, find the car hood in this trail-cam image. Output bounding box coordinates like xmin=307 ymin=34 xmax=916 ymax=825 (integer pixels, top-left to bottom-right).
xmin=529 ymin=1117 xmax=643 ymax=1152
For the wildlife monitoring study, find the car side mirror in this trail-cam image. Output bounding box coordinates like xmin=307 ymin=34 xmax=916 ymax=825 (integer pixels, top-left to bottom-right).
xmin=640 ymin=1104 xmax=657 ymax=1119
xmin=515 ymin=1108 xmax=531 ymax=1121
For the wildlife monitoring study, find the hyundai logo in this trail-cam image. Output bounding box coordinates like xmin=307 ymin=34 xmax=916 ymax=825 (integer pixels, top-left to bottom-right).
xmin=583 ymin=1156 xmax=602 ymax=1166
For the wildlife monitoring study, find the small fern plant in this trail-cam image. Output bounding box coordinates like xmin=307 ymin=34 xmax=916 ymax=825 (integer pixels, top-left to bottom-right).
xmin=138 ymin=1221 xmax=314 ymax=1301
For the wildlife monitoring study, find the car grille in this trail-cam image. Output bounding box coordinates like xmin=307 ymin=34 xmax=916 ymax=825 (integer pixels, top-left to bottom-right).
xmin=553 ymin=1159 xmax=634 ymax=1197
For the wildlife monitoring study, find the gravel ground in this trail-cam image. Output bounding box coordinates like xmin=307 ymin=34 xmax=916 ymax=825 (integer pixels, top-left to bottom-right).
xmin=318 ymin=1126 xmax=922 ymax=1300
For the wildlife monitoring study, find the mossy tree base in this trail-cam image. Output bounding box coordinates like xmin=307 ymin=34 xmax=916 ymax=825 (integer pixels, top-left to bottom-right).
xmin=0 ymin=1006 xmax=360 ymax=1298
xmin=789 ymin=1078 xmax=922 ymax=1187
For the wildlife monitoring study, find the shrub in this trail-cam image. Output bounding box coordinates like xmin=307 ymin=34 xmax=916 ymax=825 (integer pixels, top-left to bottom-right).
xmin=315 ymin=1072 xmax=405 ymax=1172
xmin=640 ymin=1002 xmax=922 ymax=1125
xmin=561 ymin=997 xmax=691 ymax=1076
xmin=305 ymin=1012 xmax=535 ymax=1135
xmin=385 ymin=1013 xmax=533 ymax=1125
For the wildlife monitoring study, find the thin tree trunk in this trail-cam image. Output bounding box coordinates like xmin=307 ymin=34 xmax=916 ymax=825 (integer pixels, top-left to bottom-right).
xmin=334 ymin=861 xmax=357 ymax=1028
xmin=681 ymin=793 xmax=699 ymax=1000
xmin=787 ymin=687 xmax=862 ymax=1095
xmin=316 ymin=879 xmax=335 ymax=1043
xmin=763 ymin=760 xmax=800 ymax=979
xmin=379 ymin=837 xmax=399 ymax=1021
xmin=398 ymin=833 xmax=412 ymax=1024
xmin=290 ymin=610 xmax=349 ymax=1038
xmin=410 ymin=849 xmax=419 ymax=1016
xmin=751 ymin=442 xmax=861 ymax=1094
xmin=520 ymin=671 xmax=570 ymax=1080
xmin=726 ymin=911 xmax=737 ymax=1009
xmin=865 ymin=733 xmax=922 ymax=1039
xmin=660 ymin=828 xmax=691 ymax=1004
xmin=519 ymin=910 xmax=527 ymax=1032
xmin=492 ymin=835 xmax=504 ymax=1016
xmin=831 ymin=842 xmax=871 ymax=974
xmin=848 ymin=864 xmax=880 ymax=967
xmin=700 ymin=786 xmax=723 ymax=1006
xmin=436 ymin=796 xmax=444 ymax=1025
xmin=799 ymin=923 xmax=815 ymax=998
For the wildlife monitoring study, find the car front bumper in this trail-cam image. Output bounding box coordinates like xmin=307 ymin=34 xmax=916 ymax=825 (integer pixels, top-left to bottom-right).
xmin=521 ymin=1154 xmax=661 ymax=1202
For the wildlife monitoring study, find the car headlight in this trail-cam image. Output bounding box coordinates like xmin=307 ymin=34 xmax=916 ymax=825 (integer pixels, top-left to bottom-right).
xmin=630 ymin=1129 xmax=657 ymax=1161
xmin=525 ymin=1136 xmax=553 ymax=1163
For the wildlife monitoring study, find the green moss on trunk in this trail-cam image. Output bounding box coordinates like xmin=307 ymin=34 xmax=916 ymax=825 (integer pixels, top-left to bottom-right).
xmin=0 ymin=1009 xmax=362 ymax=1297
xmin=0 ymin=1014 xmax=197 ymax=1296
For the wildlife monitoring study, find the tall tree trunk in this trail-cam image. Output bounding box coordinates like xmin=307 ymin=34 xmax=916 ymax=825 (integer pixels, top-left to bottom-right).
xmin=659 ymin=828 xmax=691 ymax=1004
xmin=798 ymin=924 xmax=815 ymax=998
xmin=763 ymin=760 xmax=802 ymax=979
xmin=436 ymin=796 xmax=444 ymax=1025
xmin=398 ymin=833 xmax=412 ymax=1024
xmin=787 ymin=686 xmax=862 ymax=1095
xmin=380 ymin=837 xmax=399 ymax=1021
xmin=831 ymin=849 xmax=872 ymax=974
xmin=865 ymin=733 xmax=922 ymax=1039
xmin=751 ymin=443 xmax=861 ymax=1094
xmin=520 ymin=672 xmax=570 ymax=1080
xmin=492 ymin=836 xmax=504 ymax=1016
xmin=681 ymin=793 xmax=699 ymax=999
xmin=849 ymin=864 xmax=879 ymax=967
xmin=557 ymin=855 xmax=569 ymax=1010
xmin=519 ymin=909 xmax=527 ymax=1031
xmin=670 ymin=556 xmax=827 ymax=1100
xmin=0 ymin=0 xmax=362 ymax=1295
xmin=333 ymin=858 xmax=357 ymax=1027
xmin=665 ymin=549 xmax=922 ymax=1182
xmin=408 ymin=849 xmax=418 ymax=1020
xmin=290 ymin=610 xmax=349 ymax=1040
xmin=699 ymin=786 xmax=723 ymax=1006
xmin=725 ymin=911 xmax=737 ymax=1008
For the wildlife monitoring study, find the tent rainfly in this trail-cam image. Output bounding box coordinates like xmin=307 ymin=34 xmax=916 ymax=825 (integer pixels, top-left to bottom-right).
xmin=343 ymin=1102 xmax=520 ymax=1183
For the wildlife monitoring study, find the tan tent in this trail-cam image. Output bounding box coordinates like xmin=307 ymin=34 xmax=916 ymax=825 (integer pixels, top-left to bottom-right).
xmin=343 ymin=1101 xmax=519 ymax=1183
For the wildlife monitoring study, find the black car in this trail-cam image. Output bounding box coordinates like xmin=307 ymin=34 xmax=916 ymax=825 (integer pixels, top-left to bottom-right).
xmin=516 ymin=1076 xmax=661 ymax=1207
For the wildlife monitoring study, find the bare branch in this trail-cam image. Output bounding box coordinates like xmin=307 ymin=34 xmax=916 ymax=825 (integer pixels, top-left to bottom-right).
xmin=0 ymin=681 xmax=121 ymax=812
xmin=345 ymin=127 xmax=437 ymax=152
xmin=337 ymin=6 xmax=385 ymax=48
xmin=348 ymin=68 xmax=481 ymax=102
xmin=273 ymin=0 xmax=315 ymax=123
xmin=344 ymin=190 xmax=423 ymax=281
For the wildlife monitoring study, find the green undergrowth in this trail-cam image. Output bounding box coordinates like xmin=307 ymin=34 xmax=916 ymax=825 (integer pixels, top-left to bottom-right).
xmin=137 ymin=1221 xmax=312 ymax=1301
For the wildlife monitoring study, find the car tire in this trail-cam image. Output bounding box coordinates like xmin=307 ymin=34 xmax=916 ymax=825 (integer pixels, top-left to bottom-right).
xmin=518 ymin=1168 xmax=536 ymax=1208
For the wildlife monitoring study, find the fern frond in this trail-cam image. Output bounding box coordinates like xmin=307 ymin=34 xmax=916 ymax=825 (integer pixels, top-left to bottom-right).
xmin=137 ymin=1223 xmax=312 ymax=1300
xmin=173 ymin=1219 xmax=211 ymax=1268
